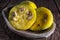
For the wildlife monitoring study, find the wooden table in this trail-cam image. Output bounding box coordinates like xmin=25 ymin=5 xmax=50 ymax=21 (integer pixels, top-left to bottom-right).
xmin=0 ymin=0 xmax=60 ymax=40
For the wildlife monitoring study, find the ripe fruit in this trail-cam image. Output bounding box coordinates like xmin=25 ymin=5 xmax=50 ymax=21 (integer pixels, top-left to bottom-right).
xmin=9 ymin=5 xmax=36 ymax=30
xmin=30 ymin=7 xmax=53 ymax=31
xmin=20 ymin=1 xmax=37 ymax=9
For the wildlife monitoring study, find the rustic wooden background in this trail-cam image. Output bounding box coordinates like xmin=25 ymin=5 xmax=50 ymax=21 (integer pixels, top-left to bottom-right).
xmin=0 ymin=0 xmax=60 ymax=40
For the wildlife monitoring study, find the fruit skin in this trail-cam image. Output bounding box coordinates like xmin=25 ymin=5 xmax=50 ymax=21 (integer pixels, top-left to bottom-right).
xmin=20 ymin=1 xmax=37 ymax=9
xmin=9 ymin=4 xmax=36 ymax=30
xmin=30 ymin=7 xmax=53 ymax=31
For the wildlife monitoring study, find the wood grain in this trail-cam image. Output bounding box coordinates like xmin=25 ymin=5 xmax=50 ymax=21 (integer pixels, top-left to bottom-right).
xmin=54 ymin=0 xmax=60 ymax=13
xmin=0 ymin=0 xmax=10 ymax=11
xmin=0 ymin=0 xmax=60 ymax=40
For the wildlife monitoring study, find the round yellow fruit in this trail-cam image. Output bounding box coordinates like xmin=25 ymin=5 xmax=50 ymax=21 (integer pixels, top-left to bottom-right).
xmin=20 ymin=1 xmax=37 ymax=9
xmin=30 ymin=7 xmax=53 ymax=31
xmin=9 ymin=5 xmax=36 ymax=30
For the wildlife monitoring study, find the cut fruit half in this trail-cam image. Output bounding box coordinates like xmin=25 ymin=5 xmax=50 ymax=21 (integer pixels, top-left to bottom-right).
xmin=9 ymin=5 xmax=36 ymax=30
xmin=30 ymin=7 xmax=53 ymax=31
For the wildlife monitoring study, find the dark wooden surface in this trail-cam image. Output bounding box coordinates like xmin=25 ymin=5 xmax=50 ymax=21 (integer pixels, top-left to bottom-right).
xmin=54 ymin=0 xmax=60 ymax=13
xmin=0 ymin=0 xmax=10 ymax=11
xmin=0 ymin=0 xmax=60 ymax=40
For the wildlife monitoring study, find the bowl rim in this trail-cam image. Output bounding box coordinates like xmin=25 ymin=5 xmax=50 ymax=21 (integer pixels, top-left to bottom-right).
xmin=2 ymin=5 xmax=56 ymax=38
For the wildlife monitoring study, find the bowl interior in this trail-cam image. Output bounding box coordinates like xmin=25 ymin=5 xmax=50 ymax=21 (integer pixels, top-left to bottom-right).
xmin=3 ymin=5 xmax=54 ymax=33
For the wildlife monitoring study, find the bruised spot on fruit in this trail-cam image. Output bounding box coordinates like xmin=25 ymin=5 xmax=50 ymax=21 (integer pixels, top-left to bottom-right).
xmin=44 ymin=14 xmax=48 ymax=19
xmin=26 ymin=11 xmax=32 ymax=20
xmin=37 ymin=24 xmax=40 ymax=27
xmin=42 ymin=14 xmax=48 ymax=23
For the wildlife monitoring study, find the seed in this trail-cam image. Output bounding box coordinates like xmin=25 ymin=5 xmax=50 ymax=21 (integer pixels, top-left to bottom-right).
xmin=27 ymin=11 xmax=32 ymax=16
xmin=26 ymin=11 xmax=32 ymax=20
xmin=19 ymin=7 xmax=25 ymax=12
xmin=13 ymin=17 xmax=18 ymax=21
xmin=10 ymin=11 xmax=18 ymax=21
xmin=10 ymin=12 xmax=15 ymax=20
xmin=27 ymin=16 xmax=32 ymax=20
xmin=11 ymin=12 xmax=15 ymax=17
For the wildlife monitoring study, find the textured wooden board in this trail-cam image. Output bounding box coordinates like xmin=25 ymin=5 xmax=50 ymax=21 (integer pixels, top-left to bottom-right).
xmin=0 ymin=0 xmax=10 ymax=11
xmin=0 ymin=14 xmax=9 ymax=40
xmin=0 ymin=0 xmax=60 ymax=40
xmin=54 ymin=0 xmax=60 ymax=13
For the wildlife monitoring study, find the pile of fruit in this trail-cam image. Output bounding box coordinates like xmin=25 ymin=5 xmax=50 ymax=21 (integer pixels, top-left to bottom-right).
xmin=8 ymin=1 xmax=53 ymax=31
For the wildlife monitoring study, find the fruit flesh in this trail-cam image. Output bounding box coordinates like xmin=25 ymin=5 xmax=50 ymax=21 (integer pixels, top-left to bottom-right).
xmin=9 ymin=5 xmax=36 ymax=30
xmin=30 ymin=7 xmax=53 ymax=31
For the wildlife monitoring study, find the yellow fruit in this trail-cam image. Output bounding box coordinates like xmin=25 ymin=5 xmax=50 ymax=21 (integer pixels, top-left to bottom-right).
xmin=9 ymin=5 xmax=36 ymax=30
xmin=20 ymin=1 xmax=37 ymax=9
xmin=30 ymin=7 xmax=53 ymax=31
